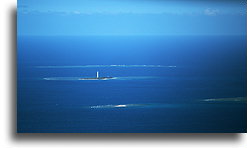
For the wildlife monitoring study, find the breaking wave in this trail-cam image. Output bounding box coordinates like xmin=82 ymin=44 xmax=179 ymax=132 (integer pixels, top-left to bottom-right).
xmin=83 ymin=103 xmax=178 ymax=109
xmin=36 ymin=65 xmax=176 ymax=68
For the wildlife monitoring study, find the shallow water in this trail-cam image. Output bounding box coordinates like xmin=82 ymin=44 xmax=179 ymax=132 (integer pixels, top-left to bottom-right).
xmin=17 ymin=36 xmax=246 ymax=133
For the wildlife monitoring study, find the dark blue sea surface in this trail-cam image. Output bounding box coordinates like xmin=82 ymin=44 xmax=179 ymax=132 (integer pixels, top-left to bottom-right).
xmin=17 ymin=36 xmax=246 ymax=133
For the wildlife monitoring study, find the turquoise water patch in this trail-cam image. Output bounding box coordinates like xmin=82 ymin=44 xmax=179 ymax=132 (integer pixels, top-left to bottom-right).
xmin=43 ymin=76 xmax=161 ymax=81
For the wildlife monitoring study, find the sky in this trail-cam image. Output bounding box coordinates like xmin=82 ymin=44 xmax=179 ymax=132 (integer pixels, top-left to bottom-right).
xmin=17 ymin=0 xmax=246 ymax=36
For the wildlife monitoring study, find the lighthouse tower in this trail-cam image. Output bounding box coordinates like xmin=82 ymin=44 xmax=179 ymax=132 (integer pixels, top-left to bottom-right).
xmin=96 ymin=71 xmax=99 ymax=78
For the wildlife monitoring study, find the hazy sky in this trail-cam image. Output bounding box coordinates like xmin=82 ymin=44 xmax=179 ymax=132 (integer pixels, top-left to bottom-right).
xmin=18 ymin=0 xmax=246 ymax=36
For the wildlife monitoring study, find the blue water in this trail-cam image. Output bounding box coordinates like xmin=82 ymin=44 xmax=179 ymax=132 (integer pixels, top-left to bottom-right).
xmin=17 ymin=36 xmax=246 ymax=133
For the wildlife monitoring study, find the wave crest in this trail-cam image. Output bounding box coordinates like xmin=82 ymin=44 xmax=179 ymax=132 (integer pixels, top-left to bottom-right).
xmin=84 ymin=103 xmax=177 ymax=109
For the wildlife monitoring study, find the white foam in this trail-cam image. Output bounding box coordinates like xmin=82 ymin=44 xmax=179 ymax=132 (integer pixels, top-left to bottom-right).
xmin=86 ymin=103 xmax=177 ymax=109
xmin=115 ymin=105 xmax=127 ymax=108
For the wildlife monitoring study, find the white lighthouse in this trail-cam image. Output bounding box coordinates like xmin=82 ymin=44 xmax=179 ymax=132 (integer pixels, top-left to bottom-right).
xmin=96 ymin=71 xmax=99 ymax=78
xmin=79 ymin=71 xmax=113 ymax=80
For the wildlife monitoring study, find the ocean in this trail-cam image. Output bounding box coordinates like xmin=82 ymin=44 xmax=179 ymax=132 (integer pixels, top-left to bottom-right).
xmin=17 ymin=35 xmax=246 ymax=133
